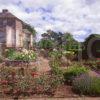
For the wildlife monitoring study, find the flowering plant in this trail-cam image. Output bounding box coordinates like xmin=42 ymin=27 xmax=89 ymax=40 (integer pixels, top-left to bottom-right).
xmin=31 ymin=72 xmax=38 ymax=77
xmin=8 ymin=49 xmax=36 ymax=61
xmin=0 ymin=80 xmax=8 ymax=85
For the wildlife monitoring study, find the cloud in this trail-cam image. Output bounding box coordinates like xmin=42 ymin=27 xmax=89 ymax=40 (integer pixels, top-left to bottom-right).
xmin=0 ymin=0 xmax=100 ymax=41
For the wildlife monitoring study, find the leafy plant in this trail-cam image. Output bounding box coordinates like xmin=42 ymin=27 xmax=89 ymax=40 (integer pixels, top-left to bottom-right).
xmin=62 ymin=50 xmax=75 ymax=60
xmin=8 ymin=49 xmax=36 ymax=61
xmin=83 ymin=60 xmax=100 ymax=70
xmin=49 ymin=50 xmax=62 ymax=59
xmin=49 ymin=59 xmax=64 ymax=89
xmin=6 ymin=48 xmax=15 ymax=59
xmin=64 ymin=64 xmax=88 ymax=84
xmin=39 ymin=39 xmax=53 ymax=50
xmin=72 ymin=74 xmax=100 ymax=96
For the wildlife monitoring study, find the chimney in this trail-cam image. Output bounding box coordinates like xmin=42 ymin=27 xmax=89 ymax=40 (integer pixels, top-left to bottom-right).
xmin=2 ymin=9 xmax=8 ymax=13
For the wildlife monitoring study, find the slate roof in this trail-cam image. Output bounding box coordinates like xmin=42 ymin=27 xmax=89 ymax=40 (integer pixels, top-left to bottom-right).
xmin=0 ymin=9 xmax=23 ymax=23
xmin=0 ymin=9 xmax=33 ymax=34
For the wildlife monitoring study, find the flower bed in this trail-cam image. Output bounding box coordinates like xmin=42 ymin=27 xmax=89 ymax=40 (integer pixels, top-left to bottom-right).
xmin=0 ymin=66 xmax=64 ymax=98
xmin=7 ymin=49 xmax=36 ymax=61
xmin=5 ymin=49 xmax=37 ymax=67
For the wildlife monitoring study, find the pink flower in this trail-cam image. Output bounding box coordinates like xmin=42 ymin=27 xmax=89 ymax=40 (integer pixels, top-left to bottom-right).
xmin=97 ymin=58 xmax=100 ymax=61
xmin=0 ymin=80 xmax=8 ymax=84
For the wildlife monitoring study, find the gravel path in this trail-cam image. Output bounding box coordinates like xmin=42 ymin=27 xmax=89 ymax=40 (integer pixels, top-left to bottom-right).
xmin=35 ymin=56 xmax=51 ymax=73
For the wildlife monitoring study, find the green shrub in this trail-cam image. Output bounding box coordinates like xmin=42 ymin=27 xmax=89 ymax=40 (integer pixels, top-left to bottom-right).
xmin=49 ymin=57 xmax=64 ymax=86
xmin=62 ymin=50 xmax=75 ymax=60
xmin=49 ymin=50 xmax=62 ymax=74
xmin=8 ymin=49 xmax=36 ymax=61
xmin=6 ymin=48 xmax=15 ymax=57
xmin=39 ymin=39 xmax=53 ymax=49
xmin=84 ymin=60 xmax=100 ymax=70
xmin=64 ymin=64 xmax=88 ymax=84
xmin=49 ymin=58 xmax=63 ymax=77
xmin=72 ymin=74 xmax=100 ymax=96
xmin=49 ymin=50 xmax=62 ymax=59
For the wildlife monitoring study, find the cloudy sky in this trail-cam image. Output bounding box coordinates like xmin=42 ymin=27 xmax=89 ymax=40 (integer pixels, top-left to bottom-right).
xmin=0 ymin=0 xmax=100 ymax=41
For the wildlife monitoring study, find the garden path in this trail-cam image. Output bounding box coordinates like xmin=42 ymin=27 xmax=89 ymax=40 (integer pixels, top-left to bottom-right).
xmin=35 ymin=56 xmax=51 ymax=73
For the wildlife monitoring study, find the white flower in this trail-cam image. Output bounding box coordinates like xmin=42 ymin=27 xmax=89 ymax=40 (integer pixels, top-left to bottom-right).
xmin=53 ymin=49 xmax=57 ymax=51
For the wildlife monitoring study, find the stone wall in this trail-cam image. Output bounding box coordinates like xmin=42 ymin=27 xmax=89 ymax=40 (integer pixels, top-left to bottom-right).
xmin=30 ymin=34 xmax=33 ymax=47
xmin=15 ymin=20 xmax=23 ymax=47
xmin=6 ymin=26 xmax=15 ymax=47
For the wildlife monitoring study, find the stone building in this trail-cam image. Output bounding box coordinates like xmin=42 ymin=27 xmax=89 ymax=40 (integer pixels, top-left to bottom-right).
xmin=0 ymin=9 xmax=34 ymax=49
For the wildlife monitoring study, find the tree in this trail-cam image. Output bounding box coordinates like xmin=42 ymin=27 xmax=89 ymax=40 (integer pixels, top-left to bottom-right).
xmin=62 ymin=33 xmax=79 ymax=51
xmin=41 ymin=30 xmax=79 ymax=52
xmin=38 ymin=39 xmax=53 ymax=50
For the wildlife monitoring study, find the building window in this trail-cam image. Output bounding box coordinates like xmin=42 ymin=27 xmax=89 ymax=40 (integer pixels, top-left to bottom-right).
xmin=0 ymin=19 xmax=3 ymax=27
xmin=3 ymin=20 xmax=7 ymax=26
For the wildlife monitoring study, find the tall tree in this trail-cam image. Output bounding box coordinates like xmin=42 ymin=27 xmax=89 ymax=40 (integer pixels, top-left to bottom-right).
xmin=38 ymin=39 xmax=53 ymax=50
xmin=62 ymin=33 xmax=79 ymax=51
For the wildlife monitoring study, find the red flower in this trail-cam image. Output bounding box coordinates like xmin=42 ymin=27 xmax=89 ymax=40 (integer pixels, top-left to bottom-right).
xmin=3 ymin=89 xmax=9 ymax=93
xmin=31 ymin=72 xmax=38 ymax=77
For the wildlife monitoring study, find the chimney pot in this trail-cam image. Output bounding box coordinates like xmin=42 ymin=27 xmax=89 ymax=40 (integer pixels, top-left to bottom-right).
xmin=2 ymin=9 xmax=8 ymax=13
